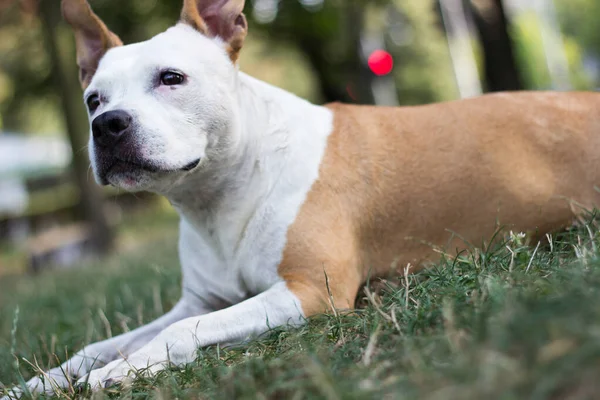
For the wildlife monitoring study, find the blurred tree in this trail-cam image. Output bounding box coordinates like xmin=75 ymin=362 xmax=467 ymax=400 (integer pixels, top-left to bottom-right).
xmin=248 ymin=0 xmax=380 ymax=104
xmin=555 ymin=0 xmax=600 ymax=54
xmin=249 ymin=0 xmax=456 ymax=105
xmin=510 ymin=11 xmax=552 ymax=90
xmin=555 ymin=0 xmax=600 ymax=86
xmin=389 ymin=0 xmax=457 ymax=104
xmin=0 ymin=1 xmax=58 ymax=132
xmin=507 ymin=4 xmax=592 ymax=91
xmin=438 ymin=0 xmax=483 ymax=99
xmin=467 ymin=0 xmax=523 ymax=91
xmin=37 ymin=0 xmax=113 ymax=254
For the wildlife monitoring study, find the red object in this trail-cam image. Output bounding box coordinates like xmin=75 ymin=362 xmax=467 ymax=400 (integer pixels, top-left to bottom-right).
xmin=368 ymin=50 xmax=394 ymax=76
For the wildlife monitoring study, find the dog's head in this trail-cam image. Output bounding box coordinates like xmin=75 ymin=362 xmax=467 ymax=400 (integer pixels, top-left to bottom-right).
xmin=62 ymin=0 xmax=248 ymax=192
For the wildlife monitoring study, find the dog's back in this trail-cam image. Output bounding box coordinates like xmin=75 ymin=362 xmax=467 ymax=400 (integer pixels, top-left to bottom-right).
xmin=279 ymin=91 xmax=600 ymax=313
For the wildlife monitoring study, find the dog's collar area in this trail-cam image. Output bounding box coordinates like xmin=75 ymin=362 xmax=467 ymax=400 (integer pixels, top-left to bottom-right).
xmin=181 ymin=158 xmax=201 ymax=171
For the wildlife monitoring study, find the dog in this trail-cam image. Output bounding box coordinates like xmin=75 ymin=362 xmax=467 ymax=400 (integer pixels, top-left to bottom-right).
xmin=4 ymin=0 xmax=600 ymax=397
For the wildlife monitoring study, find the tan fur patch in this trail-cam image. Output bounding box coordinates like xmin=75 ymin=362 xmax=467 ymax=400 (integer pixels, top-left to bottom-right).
xmin=179 ymin=0 xmax=247 ymax=63
xmin=279 ymin=91 xmax=600 ymax=316
xmin=180 ymin=0 xmax=210 ymax=35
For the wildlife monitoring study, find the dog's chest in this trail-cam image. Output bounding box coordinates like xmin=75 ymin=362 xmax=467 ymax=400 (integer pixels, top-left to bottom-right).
xmin=176 ymin=200 xmax=298 ymax=308
xmin=172 ymin=93 xmax=335 ymax=310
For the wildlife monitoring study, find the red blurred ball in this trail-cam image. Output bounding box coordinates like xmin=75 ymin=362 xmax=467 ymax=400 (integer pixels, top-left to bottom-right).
xmin=368 ymin=50 xmax=394 ymax=76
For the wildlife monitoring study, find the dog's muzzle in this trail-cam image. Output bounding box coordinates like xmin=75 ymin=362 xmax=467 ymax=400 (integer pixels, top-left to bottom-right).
xmin=90 ymin=110 xmax=202 ymax=186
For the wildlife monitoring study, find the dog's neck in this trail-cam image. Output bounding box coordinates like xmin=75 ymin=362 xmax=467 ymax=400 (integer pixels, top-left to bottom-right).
xmin=164 ymin=71 xmax=330 ymax=235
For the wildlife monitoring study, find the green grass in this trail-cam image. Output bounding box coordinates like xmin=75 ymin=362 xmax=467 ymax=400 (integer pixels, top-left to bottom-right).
xmin=3 ymin=211 xmax=600 ymax=399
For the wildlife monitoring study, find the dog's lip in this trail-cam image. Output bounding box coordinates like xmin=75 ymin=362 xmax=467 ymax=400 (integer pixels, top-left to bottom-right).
xmin=181 ymin=158 xmax=201 ymax=172
xmin=113 ymin=157 xmax=201 ymax=173
xmin=97 ymin=159 xmax=152 ymax=186
xmin=113 ymin=157 xmax=160 ymax=173
xmin=99 ymin=157 xmax=202 ymax=184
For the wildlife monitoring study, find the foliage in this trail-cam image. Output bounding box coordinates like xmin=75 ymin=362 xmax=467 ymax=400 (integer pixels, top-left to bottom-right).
xmin=510 ymin=11 xmax=593 ymax=91
xmin=0 ymin=4 xmax=59 ymax=133
xmin=388 ymin=0 xmax=457 ymax=104
xmin=555 ymin=0 xmax=600 ymax=62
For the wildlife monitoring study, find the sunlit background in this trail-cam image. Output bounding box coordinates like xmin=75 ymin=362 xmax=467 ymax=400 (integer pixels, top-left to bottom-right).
xmin=0 ymin=0 xmax=598 ymax=275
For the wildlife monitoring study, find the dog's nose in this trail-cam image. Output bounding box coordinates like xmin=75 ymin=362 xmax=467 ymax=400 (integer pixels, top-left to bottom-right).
xmin=92 ymin=110 xmax=132 ymax=147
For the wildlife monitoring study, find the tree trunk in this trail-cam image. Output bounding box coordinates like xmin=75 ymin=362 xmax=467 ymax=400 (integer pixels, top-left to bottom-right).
xmin=439 ymin=0 xmax=483 ymax=98
xmin=37 ymin=0 xmax=113 ymax=255
xmin=297 ymin=41 xmax=353 ymax=103
xmin=348 ymin=3 xmax=376 ymax=105
xmin=468 ymin=0 xmax=523 ymax=92
xmin=297 ymin=2 xmax=374 ymax=105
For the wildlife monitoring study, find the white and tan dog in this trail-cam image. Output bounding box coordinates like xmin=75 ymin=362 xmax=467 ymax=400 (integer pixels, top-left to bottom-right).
xmin=4 ymin=0 xmax=600 ymax=397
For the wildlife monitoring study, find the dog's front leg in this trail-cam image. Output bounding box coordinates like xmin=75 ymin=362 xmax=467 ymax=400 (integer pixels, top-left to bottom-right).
xmin=2 ymin=299 xmax=203 ymax=399
xmin=79 ymin=282 xmax=305 ymax=389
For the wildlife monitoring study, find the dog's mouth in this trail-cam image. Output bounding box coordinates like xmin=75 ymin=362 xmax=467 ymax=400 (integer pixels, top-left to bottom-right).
xmin=115 ymin=158 xmax=160 ymax=173
xmin=97 ymin=157 xmax=201 ymax=186
xmin=181 ymin=158 xmax=201 ymax=171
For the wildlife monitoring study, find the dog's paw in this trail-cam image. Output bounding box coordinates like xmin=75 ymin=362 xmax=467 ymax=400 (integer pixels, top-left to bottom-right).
xmin=77 ymin=360 xmax=137 ymax=391
xmin=1 ymin=370 xmax=72 ymax=399
xmin=1 ymin=387 xmax=21 ymax=400
xmin=1 ymin=391 xmax=17 ymax=400
xmin=1 ymin=386 xmax=29 ymax=400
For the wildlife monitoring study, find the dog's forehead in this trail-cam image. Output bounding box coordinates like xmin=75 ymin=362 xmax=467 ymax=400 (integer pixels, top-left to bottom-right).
xmin=90 ymin=24 xmax=226 ymax=91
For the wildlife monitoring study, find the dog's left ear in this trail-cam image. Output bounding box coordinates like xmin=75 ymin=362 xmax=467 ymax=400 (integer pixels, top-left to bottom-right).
xmin=181 ymin=0 xmax=247 ymax=62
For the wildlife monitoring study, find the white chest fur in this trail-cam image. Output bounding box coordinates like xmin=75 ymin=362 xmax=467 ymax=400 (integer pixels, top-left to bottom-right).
xmin=174 ymin=73 xmax=334 ymax=310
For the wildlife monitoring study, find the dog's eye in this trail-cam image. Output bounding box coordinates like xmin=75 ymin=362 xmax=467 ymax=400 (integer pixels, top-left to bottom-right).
xmin=160 ymin=71 xmax=185 ymax=86
xmin=86 ymin=94 xmax=101 ymax=113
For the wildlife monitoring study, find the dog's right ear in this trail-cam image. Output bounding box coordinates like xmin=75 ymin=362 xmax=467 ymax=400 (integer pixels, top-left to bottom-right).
xmin=180 ymin=0 xmax=247 ymax=62
xmin=61 ymin=0 xmax=122 ymax=89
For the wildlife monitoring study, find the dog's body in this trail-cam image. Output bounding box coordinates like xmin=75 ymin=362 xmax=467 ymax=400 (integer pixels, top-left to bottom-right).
xmin=4 ymin=0 xmax=600 ymax=397
xmin=285 ymin=92 xmax=600 ymax=314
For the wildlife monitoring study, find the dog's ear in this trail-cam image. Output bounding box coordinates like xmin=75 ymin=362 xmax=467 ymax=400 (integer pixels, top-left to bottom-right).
xmin=180 ymin=0 xmax=247 ymax=62
xmin=61 ymin=0 xmax=123 ymax=89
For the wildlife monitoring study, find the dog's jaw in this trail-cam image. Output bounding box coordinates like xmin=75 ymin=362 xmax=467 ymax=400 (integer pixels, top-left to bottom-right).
xmin=90 ymin=140 xmax=203 ymax=193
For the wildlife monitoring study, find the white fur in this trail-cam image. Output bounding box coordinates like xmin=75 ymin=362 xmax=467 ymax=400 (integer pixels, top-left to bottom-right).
xmin=3 ymin=22 xmax=333 ymax=398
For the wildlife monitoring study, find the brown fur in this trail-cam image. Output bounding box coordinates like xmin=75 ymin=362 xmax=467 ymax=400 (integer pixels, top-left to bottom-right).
xmin=279 ymin=91 xmax=600 ymax=316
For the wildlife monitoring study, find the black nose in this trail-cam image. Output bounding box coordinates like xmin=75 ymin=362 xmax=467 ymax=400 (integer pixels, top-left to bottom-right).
xmin=92 ymin=110 xmax=132 ymax=148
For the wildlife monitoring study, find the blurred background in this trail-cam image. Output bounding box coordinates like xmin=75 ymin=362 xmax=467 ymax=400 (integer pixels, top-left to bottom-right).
xmin=0 ymin=0 xmax=598 ymax=276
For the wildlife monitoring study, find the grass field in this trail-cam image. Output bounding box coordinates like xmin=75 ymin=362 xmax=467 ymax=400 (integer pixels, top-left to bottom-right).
xmin=3 ymin=208 xmax=600 ymax=399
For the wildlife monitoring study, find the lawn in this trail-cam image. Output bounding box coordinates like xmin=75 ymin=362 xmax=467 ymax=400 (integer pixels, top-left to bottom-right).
xmin=2 ymin=208 xmax=600 ymax=399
